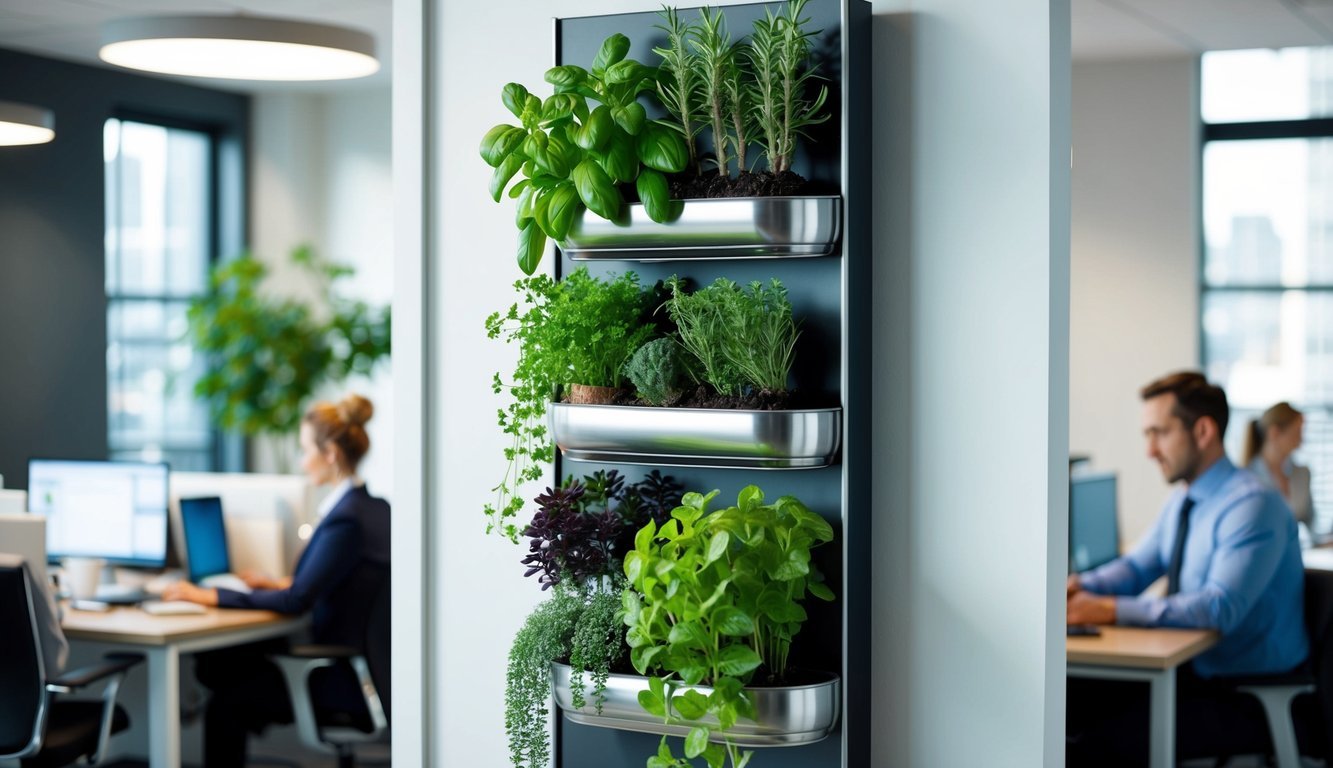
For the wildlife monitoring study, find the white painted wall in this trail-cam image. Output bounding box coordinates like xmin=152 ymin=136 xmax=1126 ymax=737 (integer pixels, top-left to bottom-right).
xmin=869 ymin=1 xmax=1070 ymax=766
xmin=418 ymin=1 xmax=1070 ymax=766
xmin=249 ymin=89 xmax=394 ymax=499
xmin=1070 ymin=57 xmax=1199 ymax=545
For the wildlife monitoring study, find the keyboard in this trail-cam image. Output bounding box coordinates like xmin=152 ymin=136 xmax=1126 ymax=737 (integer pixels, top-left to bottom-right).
xmin=199 ymin=573 xmax=252 ymax=594
xmin=94 ymin=584 xmax=150 ymax=605
xmin=142 ymin=600 xmax=207 ymax=616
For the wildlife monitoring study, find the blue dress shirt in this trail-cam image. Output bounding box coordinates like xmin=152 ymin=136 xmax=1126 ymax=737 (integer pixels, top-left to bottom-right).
xmin=1078 ymin=458 xmax=1308 ymax=678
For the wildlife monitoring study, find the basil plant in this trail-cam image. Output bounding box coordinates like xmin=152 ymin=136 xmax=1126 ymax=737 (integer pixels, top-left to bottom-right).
xmin=481 ymin=34 xmax=690 ymax=275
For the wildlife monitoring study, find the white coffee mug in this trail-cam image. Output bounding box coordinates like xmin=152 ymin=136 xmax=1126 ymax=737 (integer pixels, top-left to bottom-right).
xmin=62 ymin=557 xmax=106 ymax=600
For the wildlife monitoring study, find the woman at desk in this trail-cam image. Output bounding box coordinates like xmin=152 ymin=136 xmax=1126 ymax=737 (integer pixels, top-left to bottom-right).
xmin=163 ymin=393 xmax=390 ymax=768
xmin=1242 ymin=401 xmax=1315 ymax=530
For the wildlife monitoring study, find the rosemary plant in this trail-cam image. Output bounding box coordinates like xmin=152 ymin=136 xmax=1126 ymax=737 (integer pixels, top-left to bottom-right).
xmin=747 ymin=0 xmax=829 ymax=174
xmin=690 ymin=6 xmax=737 ymax=176
xmin=654 ymin=6 xmax=705 ymax=175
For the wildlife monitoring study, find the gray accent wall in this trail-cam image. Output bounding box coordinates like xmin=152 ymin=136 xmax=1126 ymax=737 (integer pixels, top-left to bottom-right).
xmin=0 ymin=48 xmax=248 ymax=490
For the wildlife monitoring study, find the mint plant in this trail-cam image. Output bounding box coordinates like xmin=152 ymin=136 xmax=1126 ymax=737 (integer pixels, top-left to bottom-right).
xmin=481 ymin=34 xmax=689 ymax=275
xmin=622 ymin=485 xmax=835 ymax=768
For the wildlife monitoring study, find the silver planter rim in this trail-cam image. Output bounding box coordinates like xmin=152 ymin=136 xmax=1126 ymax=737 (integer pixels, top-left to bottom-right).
xmin=560 ymin=194 xmax=842 ymax=261
xmin=551 ymin=662 xmax=841 ymax=747
xmin=549 ymin=402 xmax=843 ymax=470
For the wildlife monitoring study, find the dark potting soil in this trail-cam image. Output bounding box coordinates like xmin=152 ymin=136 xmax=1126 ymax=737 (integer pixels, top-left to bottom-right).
xmin=669 ymin=170 xmax=811 ymax=200
xmin=610 ymin=385 xmax=792 ymax=411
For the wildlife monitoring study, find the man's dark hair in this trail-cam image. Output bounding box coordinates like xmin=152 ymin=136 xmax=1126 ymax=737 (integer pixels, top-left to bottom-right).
xmin=1140 ymin=371 xmax=1229 ymax=437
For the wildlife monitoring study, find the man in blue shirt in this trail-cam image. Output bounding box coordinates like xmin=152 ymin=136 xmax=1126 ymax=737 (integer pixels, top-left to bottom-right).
xmin=1067 ymin=371 xmax=1308 ymax=764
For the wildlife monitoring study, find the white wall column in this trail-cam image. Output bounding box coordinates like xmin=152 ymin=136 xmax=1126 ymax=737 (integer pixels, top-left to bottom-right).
xmin=870 ymin=1 xmax=1071 ymax=765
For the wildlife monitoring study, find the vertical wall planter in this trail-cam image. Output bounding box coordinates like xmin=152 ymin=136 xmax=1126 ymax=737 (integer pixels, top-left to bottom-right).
xmin=560 ymin=196 xmax=842 ymax=261
xmin=551 ymin=663 xmax=841 ymax=747
xmin=550 ymin=402 xmax=842 ymax=469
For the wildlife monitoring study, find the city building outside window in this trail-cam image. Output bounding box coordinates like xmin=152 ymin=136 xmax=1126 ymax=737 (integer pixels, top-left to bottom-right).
xmin=1201 ymin=47 xmax=1333 ymax=532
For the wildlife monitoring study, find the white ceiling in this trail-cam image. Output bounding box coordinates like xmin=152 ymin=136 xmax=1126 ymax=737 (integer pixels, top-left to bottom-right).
xmin=1074 ymin=0 xmax=1333 ymax=60
xmin=1 ymin=0 xmax=1332 ymax=89
xmin=0 ymin=0 xmax=391 ymax=93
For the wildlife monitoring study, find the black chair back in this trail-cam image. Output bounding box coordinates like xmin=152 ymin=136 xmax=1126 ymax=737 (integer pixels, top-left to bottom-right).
xmin=364 ymin=568 xmax=390 ymax=724
xmin=1302 ymin=568 xmax=1333 ymax=757
xmin=0 ymin=559 xmax=45 ymax=755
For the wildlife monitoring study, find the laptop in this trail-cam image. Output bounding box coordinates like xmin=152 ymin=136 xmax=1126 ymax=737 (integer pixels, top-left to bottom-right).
xmin=179 ymin=496 xmax=251 ymax=593
xmin=0 ymin=512 xmax=49 ymax=598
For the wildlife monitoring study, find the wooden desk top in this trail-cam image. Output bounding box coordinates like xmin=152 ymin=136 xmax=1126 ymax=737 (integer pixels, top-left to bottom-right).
xmin=62 ymin=604 xmax=300 ymax=645
xmin=1067 ymin=626 xmax=1219 ymax=670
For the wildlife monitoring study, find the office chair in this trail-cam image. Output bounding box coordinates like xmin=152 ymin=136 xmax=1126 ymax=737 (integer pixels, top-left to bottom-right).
xmin=1224 ymin=568 xmax=1333 ymax=768
xmin=273 ymin=567 xmax=389 ymax=768
xmin=0 ymin=558 xmax=143 ymax=768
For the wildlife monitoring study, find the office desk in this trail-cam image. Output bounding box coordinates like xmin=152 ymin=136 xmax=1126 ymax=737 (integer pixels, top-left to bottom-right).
xmin=63 ymin=605 xmax=305 ymax=768
xmin=1067 ymin=626 xmax=1217 ymax=768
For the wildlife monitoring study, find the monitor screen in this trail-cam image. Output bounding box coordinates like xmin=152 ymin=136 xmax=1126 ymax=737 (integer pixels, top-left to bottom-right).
xmin=27 ymin=459 xmax=169 ymax=568
xmin=1070 ymin=473 xmax=1119 ymax=573
xmin=180 ymin=496 xmax=231 ymax=583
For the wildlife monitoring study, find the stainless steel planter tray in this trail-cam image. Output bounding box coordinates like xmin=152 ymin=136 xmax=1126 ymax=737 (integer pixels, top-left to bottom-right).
xmin=560 ymin=195 xmax=841 ymax=260
xmin=550 ymin=403 xmax=841 ymax=469
xmin=552 ymin=663 xmax=840 ymax=747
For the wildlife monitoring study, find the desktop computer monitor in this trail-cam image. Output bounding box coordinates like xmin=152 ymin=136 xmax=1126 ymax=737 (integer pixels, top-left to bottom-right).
xmin=27 ymin=459 xmax=170 ymax=568
xmin=1070 ymin=472 xmax=1119 ymax=573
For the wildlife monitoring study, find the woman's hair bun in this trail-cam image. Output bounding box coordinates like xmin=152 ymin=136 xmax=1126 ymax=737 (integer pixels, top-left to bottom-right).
xmin=337 ymin=393 xmax=374 ymax=427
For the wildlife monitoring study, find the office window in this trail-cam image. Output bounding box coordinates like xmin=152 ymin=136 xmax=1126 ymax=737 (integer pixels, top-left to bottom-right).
xmin=105 ymin=118 xmax=215 ymax=470
xmin=1202 ymin=48 xmax=1333 ymax=532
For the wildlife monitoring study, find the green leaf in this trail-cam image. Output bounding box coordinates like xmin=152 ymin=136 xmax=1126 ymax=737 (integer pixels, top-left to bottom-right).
xmin=575 ymin=105 xmax=614 ymax=150
xmin=638 ymin=688 xmax=666 ymax=718
xmin=673 ymin=689 xmax=709 ymax=720
xmin=637 ymin=122 xmax=689 ymax=173
xmin=635 ymin=521 xmax=657 ymax=553
xmin=516 ymin=219 xmax=546 ymax=275
xmin=600 ymin=131 xmax=638 ymax=183
xmin=501 ymin=83 xmax=528 ymax=118
xmin=479 ymin=124 xmax=522 ymax=167
xmin=737 ymin=485 xmax=763 ymax=512
xmin=684 ymin=726 xmax=710 ymax=758
xmin=572 ymin=159 xmax=621 ymax=221
xmin=611 ymin=102 xmax=647 ymax=135
xmin=668 ymin=621 xmax=709 ymax=648
xmin=488 ymin=153 xmax=523 ymax=202
xmin=592 ymin=34 xmax=631 ymax=73
xmin=711 ymin=606 xmax=755 ymax=636
xmin=545 ymin=65 xmax=587 ymax=88
xmin=717 ymin=645 xmax=762 ymax=676
xmin=703 ymin=742 xmax=726 ymax=768
xmin=704 ymin=530 xmax=730 ymax=564
xmin=625 ymin=550 xmax=645 ymax=584
xmin=636 ymin=168 xmax=671 ymax=223
xmin=544 ymin=184 xmax=581 ymax=242
xmin=808 ymin=580 xmax=836 ymax=601
xmin=605 ymin=60 xmax=651 ymax=85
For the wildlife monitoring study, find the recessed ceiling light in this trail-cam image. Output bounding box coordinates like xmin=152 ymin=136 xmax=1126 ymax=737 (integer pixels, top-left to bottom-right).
xmin=0 ymin=100 xmax=55 ymax=146
xmin=99 ymin=15 xmax=379 ymax=81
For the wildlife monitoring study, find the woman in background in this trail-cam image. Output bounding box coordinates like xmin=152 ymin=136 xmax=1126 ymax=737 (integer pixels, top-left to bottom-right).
xmin=1242 ymin=401 xmax=1314 ymax=529
xmin=164 ymin=393 xmax=390 ymax=768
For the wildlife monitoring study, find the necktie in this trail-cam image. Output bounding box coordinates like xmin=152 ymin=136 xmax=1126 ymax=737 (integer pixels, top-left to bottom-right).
xmin=1166 ymin=496 xmax=1196 ymax=596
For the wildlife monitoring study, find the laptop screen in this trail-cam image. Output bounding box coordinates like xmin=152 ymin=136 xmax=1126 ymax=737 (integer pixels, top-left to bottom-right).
xmin=180 ymin=496 xmax=230 ymax=583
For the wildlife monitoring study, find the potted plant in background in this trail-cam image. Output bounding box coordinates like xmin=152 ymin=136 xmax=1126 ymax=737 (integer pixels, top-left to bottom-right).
xmin=506 ymin=469 xmax=685 ymax=768
xmin=186 ymin=244 xmax=391 ymax=471
xmin=549 ymin=483 xmax=840 ymax=767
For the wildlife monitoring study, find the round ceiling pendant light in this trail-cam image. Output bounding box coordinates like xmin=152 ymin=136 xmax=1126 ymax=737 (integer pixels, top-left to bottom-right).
xmin=0 ymin=100 xmax=55 ymax=146
xmin=99 ymin=15 xmax=379 ymax=81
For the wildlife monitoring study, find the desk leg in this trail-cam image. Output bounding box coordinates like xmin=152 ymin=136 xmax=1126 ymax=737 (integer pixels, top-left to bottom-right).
xmin=147 ymin=645 xmax=181 ymax=768
xmin=1147 ymin=668 xmax=1175 ymax=768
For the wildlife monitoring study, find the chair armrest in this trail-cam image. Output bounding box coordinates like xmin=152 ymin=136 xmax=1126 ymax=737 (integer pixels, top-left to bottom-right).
xmin=46 ymin=653 xmax=145 ymax=693
xmin=281 ymin=644 xmax=360 ymax=660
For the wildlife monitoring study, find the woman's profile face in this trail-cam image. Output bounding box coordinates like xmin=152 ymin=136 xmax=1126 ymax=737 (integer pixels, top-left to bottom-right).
xmin=299 ymin=422 xmax=338 ymax=486
xmin=1271 ymin=415 xmax=1305 ymax=460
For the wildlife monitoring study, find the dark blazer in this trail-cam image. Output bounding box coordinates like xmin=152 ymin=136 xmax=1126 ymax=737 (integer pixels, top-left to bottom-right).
xmin=216 ymin=484 xmax=390 ymax=647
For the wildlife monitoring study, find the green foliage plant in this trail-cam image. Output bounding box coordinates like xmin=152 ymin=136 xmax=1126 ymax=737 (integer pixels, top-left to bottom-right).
xmin=689 ymin=7 xmax=740 ymax=177
xmin=485 ymin=268 xmax=655 ymax=540
xmin=653 ymin=7 xmax=705 ymax=175
xmin=621 ymin=485 xmax=836 ymax=768
xmin=507 ymin=583 xmax=626 ymax=768
xmin=746 ymin=0 xmax=829 ymax=174
xmin=481 ymin=34 xmax=690 ymax=275
xmin=662 ymin=276 xmax=748 ymax=398
xmin=624 ymin=337 xmax=687 ymax=406
xmin=662 ymin=276 xmax=799 ymax=398
xmin=187 ymin=245 xmax=391 ymax=439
